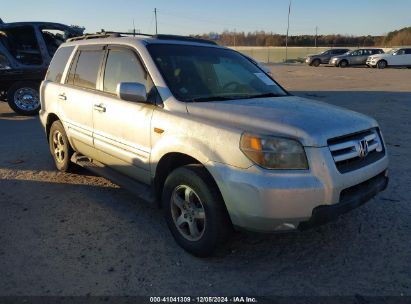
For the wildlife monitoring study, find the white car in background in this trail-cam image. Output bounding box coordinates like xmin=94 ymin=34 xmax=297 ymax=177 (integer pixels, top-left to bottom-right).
xmin=367 ymin=48 xmax=411 ymax=69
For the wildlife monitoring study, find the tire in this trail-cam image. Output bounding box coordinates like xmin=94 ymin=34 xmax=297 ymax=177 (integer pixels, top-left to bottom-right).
xmin=377 ymin=60 xmax=387 ymax=69
xmin=7 ymin=81 xmax=40 ymax=115
xmin=162 ymin=165 xmax=232 ymax=257
xmin=49 ymin=120 xmax=74 ymax=172
xmin=339 ymin=60 xmax=348 ymax=68
xmin=312 ymin=59 xmax=321 ymax=67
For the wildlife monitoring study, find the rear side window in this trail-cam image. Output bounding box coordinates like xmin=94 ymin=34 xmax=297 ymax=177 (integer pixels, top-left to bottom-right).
xmin=67 ymin=50 xmax=104 ymax=90
xmin=46 ymin=46 xmax=74 ymax=83
xmin=103 ymin=49 xmax=147 ymax=94
xmin=405 ymin=49 xmax=411 ymax=55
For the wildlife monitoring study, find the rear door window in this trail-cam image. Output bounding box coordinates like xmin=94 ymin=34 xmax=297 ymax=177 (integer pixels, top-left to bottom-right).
xmin=46 ymin=46 xmax=74 ymax=83
xmin=67 ymin=49 xmax=104 ymax=90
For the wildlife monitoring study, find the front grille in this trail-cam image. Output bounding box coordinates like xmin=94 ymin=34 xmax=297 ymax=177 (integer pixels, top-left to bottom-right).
xmin=328 ymin=129 xmax=385 ymax=173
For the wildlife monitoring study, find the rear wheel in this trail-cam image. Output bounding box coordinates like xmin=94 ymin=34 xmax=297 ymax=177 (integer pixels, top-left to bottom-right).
xmin=163 ymin=165 xmax=232 ymax=257
xmin=312 ymin=59 xmax=321 ymax=67
xmin=7 ymin=81 xmax=40 ymax=115
xmin=339 ymin=60 xmax=348 ymax=68
xmin=377 ymin=60 xmax=387 ymax=69
xmin=49 ymin=120 xmax=74 ymax=172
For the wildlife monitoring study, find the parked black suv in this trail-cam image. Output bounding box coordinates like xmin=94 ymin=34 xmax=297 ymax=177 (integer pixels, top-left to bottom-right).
xmin=0 ymin=19 xmax=83 ymax=115
xmin=305 ymin=48 xmax=350 ymax=67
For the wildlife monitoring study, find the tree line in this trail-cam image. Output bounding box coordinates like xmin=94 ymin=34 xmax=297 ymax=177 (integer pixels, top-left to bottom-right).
xmin=196 ymin=27 xmax=411 ymax=47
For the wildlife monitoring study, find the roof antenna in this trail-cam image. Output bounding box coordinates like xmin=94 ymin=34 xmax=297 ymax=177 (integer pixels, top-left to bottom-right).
xmin=133 ymin=19 xmax=136 ymax=37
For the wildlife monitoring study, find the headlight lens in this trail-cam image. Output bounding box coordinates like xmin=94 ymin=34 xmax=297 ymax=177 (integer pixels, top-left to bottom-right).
xmin=240 ymin=133 xmax=308 ymax=170
xmin=0 ymin=53 xmax=11 ymax=70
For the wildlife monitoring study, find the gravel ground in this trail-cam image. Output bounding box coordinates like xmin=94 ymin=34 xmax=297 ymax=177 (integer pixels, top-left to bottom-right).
xmin=0 ymin=65 xmax=410 ymax=297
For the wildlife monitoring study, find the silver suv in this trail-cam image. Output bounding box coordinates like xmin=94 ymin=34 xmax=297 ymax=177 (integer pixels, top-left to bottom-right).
xmin=330 ymin=48 xmax=384 ymax=68
xmin=40 ymin=33 xmax=389 ymax=256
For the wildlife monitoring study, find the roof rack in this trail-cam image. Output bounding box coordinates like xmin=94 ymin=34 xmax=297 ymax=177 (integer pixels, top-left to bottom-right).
xmin=67 ymin=31 xmax=217 ymax=45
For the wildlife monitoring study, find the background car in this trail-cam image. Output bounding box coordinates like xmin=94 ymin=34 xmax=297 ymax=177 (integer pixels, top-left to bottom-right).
xmin=305 ymin=48 xmax=350 ymax=67
xmin=330 ymin=48 xmax=384 ymax=68
xmin=0 ymin=19 xmax=83 ymax=115
xmin=366 ymin=48 xmax=411 ymax=69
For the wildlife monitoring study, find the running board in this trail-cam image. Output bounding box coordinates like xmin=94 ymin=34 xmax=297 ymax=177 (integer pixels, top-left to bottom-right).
xmin=71 ymin=153 xmax=156 ymax=204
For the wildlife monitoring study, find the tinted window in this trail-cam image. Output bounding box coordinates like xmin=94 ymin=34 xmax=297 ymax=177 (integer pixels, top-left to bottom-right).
xmin=46 ymin=46 xmax=74 ymax=83
xmin=67 ymin=50 xmax=103 ymax=90
xmin=41 ymin=28 xmax=70 ymax=57
xmin=0 ymin=25 xmax=42 ymax=65
xmin=103 ymin=49 xmax=147 ymax=94
xmin=405 ymin=49 xmax=411 ymax=55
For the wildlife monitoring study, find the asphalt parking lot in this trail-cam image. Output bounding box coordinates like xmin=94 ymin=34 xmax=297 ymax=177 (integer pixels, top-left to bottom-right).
xmin=0 ymin=65 xmax=410 ymax=296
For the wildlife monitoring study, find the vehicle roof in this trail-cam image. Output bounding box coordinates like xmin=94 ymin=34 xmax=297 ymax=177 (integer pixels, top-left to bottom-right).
xmin=0 ymin=21 xmax=82 ymax=33
xmin=63 ymin=35 xmax=224 ymax=49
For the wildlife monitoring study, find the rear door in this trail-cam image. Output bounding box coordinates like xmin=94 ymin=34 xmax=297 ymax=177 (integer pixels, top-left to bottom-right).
xmin=92 ymin=46 xmax=156 ymax=184
xmin=357 ymin=49 xmax=371 ymax=64
xmin=405 ymin=49 xmax=411 ymax=66
xmin=391 ymin=49 xmax=407 ymax=66
xmin=58 ymin=45 xmax=105 ymax=157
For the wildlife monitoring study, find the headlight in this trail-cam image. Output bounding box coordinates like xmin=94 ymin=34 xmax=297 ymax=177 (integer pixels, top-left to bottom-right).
xmin=240 ymin=133 xmax=308 ymax=170
xmin=0 ymin=54 xmax=11 ymax=70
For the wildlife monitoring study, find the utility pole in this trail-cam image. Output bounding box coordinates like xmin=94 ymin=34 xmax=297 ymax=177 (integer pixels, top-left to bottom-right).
xmin=285 ymin=0 xmax=291 ymax=63
xmin=234 ymin=28 xmax=236 ymax=47
xmin=315 ymin=26 xmax=318 ymax=48
xmin=154 ymin=8 xmax=158 ymax=35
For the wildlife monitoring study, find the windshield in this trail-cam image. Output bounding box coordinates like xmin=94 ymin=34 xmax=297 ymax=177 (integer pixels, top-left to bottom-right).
xmin=147 ymin=44 xmax=287 ymax=102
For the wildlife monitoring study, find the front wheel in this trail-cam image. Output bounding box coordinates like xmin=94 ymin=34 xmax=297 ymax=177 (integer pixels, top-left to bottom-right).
xmin=163 ymin=165 xmax=232 ymax=257
xmin=7 ymin=81 xmax=40 ymax=115
xmin=339 ymin=60 xmax=348 ymax=68
xmin=49 ymin=120 xmax=74 ymax=172
xmin=377 ymin=60 xmax=387 ymax=69
xmin=311 ymin=59 xmax=321 ymax=67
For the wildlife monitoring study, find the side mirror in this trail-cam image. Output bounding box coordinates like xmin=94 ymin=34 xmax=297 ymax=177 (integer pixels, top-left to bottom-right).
xmin=116 ymin=82 xmax=147 ymax=103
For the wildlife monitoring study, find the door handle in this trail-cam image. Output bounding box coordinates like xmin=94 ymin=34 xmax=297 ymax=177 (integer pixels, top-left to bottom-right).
xmin=93 ymin=104 xmax=106 ymax=113
xmin=58 ymin=93 xmax=66 ymax=101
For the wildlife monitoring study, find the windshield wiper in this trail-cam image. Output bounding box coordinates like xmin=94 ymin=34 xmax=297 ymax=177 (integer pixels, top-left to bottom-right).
xmin=188 ymin=92 xmax=281 ymax=102
xmin=241 ymin=93 xmax=281 ymax=99
xmin=188 ymin=95 xmax=242 ymax=102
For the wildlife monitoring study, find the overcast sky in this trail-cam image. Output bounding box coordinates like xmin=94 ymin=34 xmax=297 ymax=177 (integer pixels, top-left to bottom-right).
xmin=2 ymin=0 xmax=411 ymax=36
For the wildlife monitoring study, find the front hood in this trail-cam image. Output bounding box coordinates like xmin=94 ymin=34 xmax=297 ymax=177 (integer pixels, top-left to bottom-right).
xmin=370 ymin=53 xmax=390 ymax=59
xmin=186 ymin=96 xmax=377 ymax=147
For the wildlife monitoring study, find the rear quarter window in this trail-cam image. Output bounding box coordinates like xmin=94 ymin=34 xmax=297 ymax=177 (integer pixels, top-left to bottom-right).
xmin=46 ymin=46 xmax=74 ymax=83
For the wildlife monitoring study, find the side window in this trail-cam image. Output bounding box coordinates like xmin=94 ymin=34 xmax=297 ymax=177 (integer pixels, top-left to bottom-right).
xmin=46 ymin=46 xmax=74 ymax=83
xmin=67 ymin=50 xmax=104 ymax=90
xmin=0 ymin=25 xmax=42 ymax=65
xmin=103 ymin=49 xmax=147 ymax=94
xmin=405 ymin=49 xmax=411 ymax=55
xmin=396 ymin=49 xmax=405 ymax=55
xmin=40 ymin=28 xmax=70 ymax=57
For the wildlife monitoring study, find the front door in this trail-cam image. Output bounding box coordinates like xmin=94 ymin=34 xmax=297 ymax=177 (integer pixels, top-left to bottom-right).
xmin=92 ymin=46 xmax=156 ymax=184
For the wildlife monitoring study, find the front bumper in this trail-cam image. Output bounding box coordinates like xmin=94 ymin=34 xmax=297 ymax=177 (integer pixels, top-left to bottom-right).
xmin=206 ymin=146 xmax=389 ymax=232
xmin=366 ymin=59 xmax=377 ymax=67
xmin=330 ymin=59 xmax=340 ymax=66
xmin=299 ymin=171 xmax=388 ymax=230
